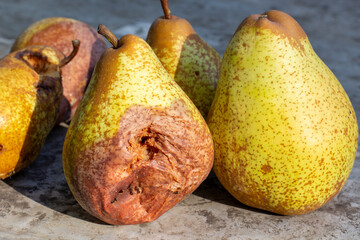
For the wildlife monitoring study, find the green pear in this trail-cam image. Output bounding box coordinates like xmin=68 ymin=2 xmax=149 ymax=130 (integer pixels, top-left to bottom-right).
xmin=62 ymin=25 xmax=214 ymax=225
xmin=146 ymin=0 xmax=221 ymax=118
xmin=0 ymin=41 xmax=79 ymax=179
xmin=207 ymin=10 xmax=358 ymax=215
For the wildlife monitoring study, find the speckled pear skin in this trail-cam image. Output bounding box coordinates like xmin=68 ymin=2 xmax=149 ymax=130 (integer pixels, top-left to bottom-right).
xmin=0 ymin=46 xmax=63 ymax=179
xmin=207 ymin=10 xmax=358 ymax=215
xmin=146 ymin=16 xmax=221 ymax=118
xmin=63 ymin=34 xmax=214 ymax=225
xmin=11 ymin=17 xmax=107 ymax=124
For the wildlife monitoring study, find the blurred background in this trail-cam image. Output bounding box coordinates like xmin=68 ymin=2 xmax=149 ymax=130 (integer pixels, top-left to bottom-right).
xmin=0 ymin=0 xmax=359 ymax=239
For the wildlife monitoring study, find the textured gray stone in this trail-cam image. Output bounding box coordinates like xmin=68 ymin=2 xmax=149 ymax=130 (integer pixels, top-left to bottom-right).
xmin=0 ymin=0 xmax=359 ymax=239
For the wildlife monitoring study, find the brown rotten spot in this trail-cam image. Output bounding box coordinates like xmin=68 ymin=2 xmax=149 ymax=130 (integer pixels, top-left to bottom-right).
xmin=66 ymin=102 xmax=213 ymax=225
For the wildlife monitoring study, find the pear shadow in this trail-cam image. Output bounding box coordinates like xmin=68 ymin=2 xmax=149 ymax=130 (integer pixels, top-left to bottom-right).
xmin=5 ymin=121 xmax=105 ymax=224
xmin=192 ymin=170 xmax=281 ymax=216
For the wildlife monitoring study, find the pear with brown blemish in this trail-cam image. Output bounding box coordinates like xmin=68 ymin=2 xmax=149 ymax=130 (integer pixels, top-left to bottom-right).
xmin=62 ymin=25 xmax=214 ymax=225
xmin=207 ymin=10 xmax=358 ymax=215
xmin=146 ymin=0 xmax=221 ymax=118
xmin=11 ymin=17 xmax=107 ymax=124
xmin=0 ymin=40 xmax=79 ymax=179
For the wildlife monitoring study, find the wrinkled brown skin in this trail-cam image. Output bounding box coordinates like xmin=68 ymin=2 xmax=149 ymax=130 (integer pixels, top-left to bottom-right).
xmin=66 ymin=101 xmax=214 ymax=225
xmin=11 ymin=18 xmax=107 ymax=124
xmin=0 ymin=46 xmax=63 ymax=179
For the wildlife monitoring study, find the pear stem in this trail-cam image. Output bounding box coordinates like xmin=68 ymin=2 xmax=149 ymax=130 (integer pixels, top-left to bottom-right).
xmin=59 ymin=40 xmax=80 ymax=68
xmin=161 ymin=0 xmax=172 ymax=19
xmin=98 ymin=24 xmax=119 ymax=48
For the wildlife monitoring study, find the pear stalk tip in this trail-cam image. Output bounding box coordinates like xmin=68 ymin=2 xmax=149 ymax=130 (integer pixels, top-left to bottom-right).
xmin=59 ymin=39 xmax=80 ymax=68
xmin=161 ymin=0 xmax=172 ymax=19
xmin=98 ymin=24 xmax=119 ymax=49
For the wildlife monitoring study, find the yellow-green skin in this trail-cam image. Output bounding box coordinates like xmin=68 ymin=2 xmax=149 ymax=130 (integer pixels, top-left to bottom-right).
xmin=65 ymin=34 xmax=204 ymax=152
xmin=0 ymin=46 xmax=63 ymax=179
xmin=63 ymin=34 xmax=213 ymax=224
xmin=207 ymin=10 xmax=359 ymax=215
xmin=146 ymin=16 xmax=221 ymax=118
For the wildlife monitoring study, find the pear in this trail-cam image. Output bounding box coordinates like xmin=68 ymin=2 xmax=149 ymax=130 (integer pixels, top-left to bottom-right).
xmin=62 ymin=25 xmax=214 ymax=225
xmin=11 ymin=17 xmax=107 ymax=124
xmin=0 ymin=40 xmax=79 ymax=179
xmin=146 ymin=0 xmax=221 ymax=118
xmin=207 ymin=10 xmax=358 ymax=215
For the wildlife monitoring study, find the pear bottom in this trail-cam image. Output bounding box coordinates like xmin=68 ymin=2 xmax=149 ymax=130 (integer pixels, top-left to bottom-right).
xmin=213 ymin=148 xmax=356 ymax=216
xmin=64 ymin=100 xmax=213 ymax=225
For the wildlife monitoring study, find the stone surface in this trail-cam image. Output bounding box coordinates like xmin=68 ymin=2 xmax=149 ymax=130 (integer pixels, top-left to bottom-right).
xmin=0 ymin=0 xmax=359 ymax=239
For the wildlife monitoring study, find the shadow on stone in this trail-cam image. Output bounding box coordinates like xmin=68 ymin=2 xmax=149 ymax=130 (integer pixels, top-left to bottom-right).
xmin=4 ymin=126 xmax=107 ymax=225
xmin=193 ymin=170 xmax=280 ymax=216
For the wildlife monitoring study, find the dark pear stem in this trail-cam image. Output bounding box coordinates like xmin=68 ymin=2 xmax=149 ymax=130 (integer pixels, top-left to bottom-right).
xmin=59 ymin=40 xmax=80 ymax=68
xmin=98 ymin=24 xmax=119 ymax=48
xmin=161 ymin=0 xmax=172 ymax=19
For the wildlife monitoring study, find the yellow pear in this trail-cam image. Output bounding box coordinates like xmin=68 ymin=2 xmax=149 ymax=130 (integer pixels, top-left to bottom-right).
xmin=0 ymin=41 xmax=79 ymax=179
xmin=62 ymin=25 xmax=214 ymax=225
xmin=146 ymin=0 xmax=221 ymax=117
xmin=207 ymin=10 xmax=358 ymax=215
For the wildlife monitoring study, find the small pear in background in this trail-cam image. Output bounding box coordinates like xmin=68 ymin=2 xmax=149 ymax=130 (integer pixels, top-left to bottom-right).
xmin=11 ymin=17 xmax=107 ymax=124
xmin=207 ymin=10 xmax=358 ymax=215
xmin=62 ymin=25 xmax=214 ymax=225
xmin=146 ymin=0 xmax=221 ymax=118
xmin=0 ymin=41 xmax=79 ymax=179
